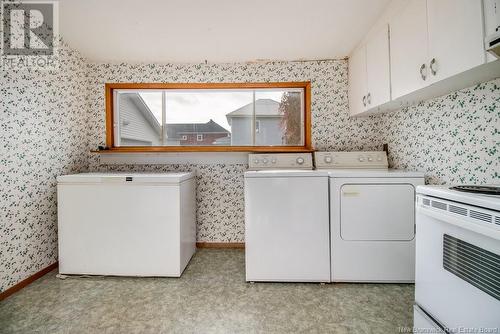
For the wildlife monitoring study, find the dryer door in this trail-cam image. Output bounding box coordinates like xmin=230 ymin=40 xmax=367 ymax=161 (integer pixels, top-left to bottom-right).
xmin=340 ymin=183 xmax=415 ymax=241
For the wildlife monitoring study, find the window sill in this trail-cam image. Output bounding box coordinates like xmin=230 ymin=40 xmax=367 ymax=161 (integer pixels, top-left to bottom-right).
xmin=91 ymin=146 xmax=313 ymax=153
xmin=91 ymin=147 xmax=313 ymax=165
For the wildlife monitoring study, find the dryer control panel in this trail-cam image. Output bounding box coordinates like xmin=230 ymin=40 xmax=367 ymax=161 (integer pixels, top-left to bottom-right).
xmin=315 ymin=151 xmax=388 ymax=169
xmin=248 ymin=153 xmax=313 ymax=170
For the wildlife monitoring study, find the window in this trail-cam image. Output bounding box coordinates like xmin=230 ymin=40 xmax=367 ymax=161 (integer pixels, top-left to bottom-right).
xmin=105 ymin=82 xmax=311 ymax=152
xmin=255 ymin=120 xmax=260 ymax=134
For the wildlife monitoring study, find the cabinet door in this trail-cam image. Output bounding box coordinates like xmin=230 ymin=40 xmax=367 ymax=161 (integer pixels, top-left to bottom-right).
xmin=389 ymin=0 xmax=429 ymax=100
xmin=427 ymin=0 xmax=485 ymax=83
xmin=366 ymin=24 xmax=391 ymax=109
xmin=348 ymin=45 xmax=367 ymax=116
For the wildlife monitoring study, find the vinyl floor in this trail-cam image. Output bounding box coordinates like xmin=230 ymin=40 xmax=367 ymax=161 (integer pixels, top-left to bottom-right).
xmin=0 ymin=249 xmax=414 ymax=333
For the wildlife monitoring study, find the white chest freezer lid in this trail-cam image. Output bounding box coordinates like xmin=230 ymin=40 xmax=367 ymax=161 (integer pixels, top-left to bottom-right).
xmin=57 ymin=172 xmax=196 ymax=184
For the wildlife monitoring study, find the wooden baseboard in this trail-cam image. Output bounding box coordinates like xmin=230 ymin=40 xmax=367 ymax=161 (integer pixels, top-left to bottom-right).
xmin=0 ymin=262 xmax=58 ymax=301
xmin=196 ymin=242 xmax=245 ymax=249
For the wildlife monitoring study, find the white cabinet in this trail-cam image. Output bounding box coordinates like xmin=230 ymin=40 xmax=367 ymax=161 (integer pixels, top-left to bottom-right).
xmin=348 ymin=0 xmax=498 ymax=116
xmin=366 ymin=25 xmax=392 ymax=108
xmin=348 ymin=45 xmax=367 ymax=116
xmin=390 ymin=0 xmax=429 ymax=100
xmin=349 ymin=24 xmax=391 ymax=116
xmin=390 ymin=0 xmax=486 ymax=101
xmin=426 ymin=0 xmax=485 ymax=83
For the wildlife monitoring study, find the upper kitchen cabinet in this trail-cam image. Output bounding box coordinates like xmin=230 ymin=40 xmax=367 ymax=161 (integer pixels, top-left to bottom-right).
xmin=366 ymin=25 xmax=391 ymax=110
xmin=349 ymin=24 xmax=391 ymax=116
xmin=348 ymin=45 xmax=367 ymax=116
xmin=349 ymin=0 xmax=500 ymax=117
xmin=426 ymin=0 xmax=486 ymax=83
xmin=390 ymin=0 xmax=487 ymax=101
xmin=389 ymin=0 xmax=429 ymax=100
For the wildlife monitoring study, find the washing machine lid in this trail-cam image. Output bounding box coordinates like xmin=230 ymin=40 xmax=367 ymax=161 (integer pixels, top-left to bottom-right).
xmin=327 ymin=169 xmax=424 ymax=178
xmin=57 ymin=172 xmax=195 ymax=184
xmin=244 ymin=170 xmax=328 ymax=178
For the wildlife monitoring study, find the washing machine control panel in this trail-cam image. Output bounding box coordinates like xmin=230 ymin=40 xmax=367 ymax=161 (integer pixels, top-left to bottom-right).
xmin=248 ymin=153 xmax=313 ymax=170
xmin=315 ymin=151 xmax=388 ymax=169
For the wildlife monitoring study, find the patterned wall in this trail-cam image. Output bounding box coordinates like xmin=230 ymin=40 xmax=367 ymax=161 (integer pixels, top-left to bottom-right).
xmin=0 ymin=45 xmax=89 ymax=292
xmin=86 ymin=62 xmax=500 ymax=243
xmin=2 ymin=44 xmax=498 ymax=292
xmin=86 ymin=60 xmax=382 ymax=243
xmin=380 ymin=78 xmax=500 ymax=185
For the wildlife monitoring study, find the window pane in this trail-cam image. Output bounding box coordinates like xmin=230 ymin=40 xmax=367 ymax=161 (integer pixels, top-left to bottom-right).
xmin=116 ymin=92 xmax=162 ymax=146
xmin=113 ymin=87 xmax=305 ymax=148
xmin=165 ymin=91 xmax=253 ymax=146
xmin=254 ymin=90 xmax=304 ymax=146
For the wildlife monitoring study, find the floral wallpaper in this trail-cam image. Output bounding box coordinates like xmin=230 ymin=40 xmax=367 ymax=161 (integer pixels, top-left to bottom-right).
xmin=0 ymin=44 xmax=90 ymax=292
xmin=380 ymin=78 xmax=500 ymax=185
xmin=86 ymin=62 xmax=500 ymax=243
xmin=86 ymin=60 xmax=382 ymax=244
xmin=1 ymin=41 xmax=498 ymax=293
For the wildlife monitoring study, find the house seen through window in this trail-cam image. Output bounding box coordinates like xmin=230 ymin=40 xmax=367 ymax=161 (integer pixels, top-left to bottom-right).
xmin=108 ymin=83 xmax=310 ymax=151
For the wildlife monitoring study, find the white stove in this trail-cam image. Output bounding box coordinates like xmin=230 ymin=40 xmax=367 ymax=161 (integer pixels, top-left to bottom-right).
xmin=416 ymin=185 xmax=500 ymax=212
xmin=414 ymin=185 xmax=500 ymax=331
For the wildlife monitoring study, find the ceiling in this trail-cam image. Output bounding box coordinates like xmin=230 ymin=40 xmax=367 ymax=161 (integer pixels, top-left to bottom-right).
xmin=59 ymin=0 xmax=391 ymax=64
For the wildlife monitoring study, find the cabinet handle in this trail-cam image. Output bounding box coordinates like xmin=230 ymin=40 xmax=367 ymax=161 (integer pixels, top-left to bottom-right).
xmin=362 ymin=95 xmax=367 ymax=107
xmin=420 ymin=63 xmax=427 ymax=81
xmin=430 ymin=58 xmax=437 ymax=76
xmin=367 ymin=93 xmax=371 ymax=105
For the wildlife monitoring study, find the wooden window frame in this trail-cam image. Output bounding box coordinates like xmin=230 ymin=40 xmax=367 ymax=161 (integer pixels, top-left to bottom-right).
xmin=104 ymin=82 xmax=312 ymax=153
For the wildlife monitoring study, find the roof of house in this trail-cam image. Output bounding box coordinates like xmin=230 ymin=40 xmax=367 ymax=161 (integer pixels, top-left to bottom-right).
xmin=125 ymin=95 xmax=229 ymax=140
xmin=226 ymin=99 xmax=282 ymax=118
xmin=166 ymin=120 xmax=229 ymax=139
xmin=128 ymin=94 xmax=161 ymax=135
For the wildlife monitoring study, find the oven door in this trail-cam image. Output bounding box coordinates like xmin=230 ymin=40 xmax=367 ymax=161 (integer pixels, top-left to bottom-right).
xmin=415 ymin=197 xmax=500 ymax=330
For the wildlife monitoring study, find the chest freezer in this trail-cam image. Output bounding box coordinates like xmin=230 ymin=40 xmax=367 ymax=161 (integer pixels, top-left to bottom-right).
xmin=57 ymin=172 xmax=196 ymax=277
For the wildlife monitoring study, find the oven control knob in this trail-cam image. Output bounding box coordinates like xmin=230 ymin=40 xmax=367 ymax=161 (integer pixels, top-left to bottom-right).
xmin=377 ymin=156 xmax=382 ymax=161
xmin=368 ymin=157 xmax=373 ymax=162
xmin=324 ymin=156 xmax=332 ymax=163
xmin=296 ymin=157 xmax=305 ymax=165
xmin=262 ymin=158 xmax=269 ymax=164
xmin=358 ymin=156 xmax=365 ymax=162
xmin=253 ymin=159 xmax=259 ymax=164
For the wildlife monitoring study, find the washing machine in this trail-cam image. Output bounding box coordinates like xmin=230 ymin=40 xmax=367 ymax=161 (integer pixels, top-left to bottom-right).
xmin=244 ymin=153 xmax=330 ymax=282
xmin=315 ymin=151 xmax=425 ymax=282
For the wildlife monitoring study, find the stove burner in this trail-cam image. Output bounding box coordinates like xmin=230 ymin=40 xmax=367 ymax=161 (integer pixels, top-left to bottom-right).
xmin=450 ymin=185 xmax=500 ymax=195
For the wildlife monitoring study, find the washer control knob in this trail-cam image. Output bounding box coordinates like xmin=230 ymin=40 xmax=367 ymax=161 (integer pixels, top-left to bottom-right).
xmin=296 ymin=157 xmax=305 ymax=165
xmin=324 ymin=156 xmax=332 ymax=163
